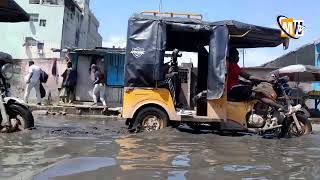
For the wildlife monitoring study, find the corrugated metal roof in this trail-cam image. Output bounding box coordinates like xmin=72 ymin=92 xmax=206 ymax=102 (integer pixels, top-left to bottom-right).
xmin=261 ymin=43 xmax=315 ymax=67
xmin=262 ymin=37 xmax=320 ymax=67
xmin=73 ymin=48 xmax=126 ymax=56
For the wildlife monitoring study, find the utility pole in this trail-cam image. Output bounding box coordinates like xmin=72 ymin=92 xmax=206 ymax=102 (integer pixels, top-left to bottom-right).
xmin=159 ymin=0 xmax=163 ymax=12
xmin=242 ymin=49 xmax=245 ymax=67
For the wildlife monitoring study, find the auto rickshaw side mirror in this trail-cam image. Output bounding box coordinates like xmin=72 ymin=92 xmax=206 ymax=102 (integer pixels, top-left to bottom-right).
xmin=283 ymin=38 xmax=289 ymax=50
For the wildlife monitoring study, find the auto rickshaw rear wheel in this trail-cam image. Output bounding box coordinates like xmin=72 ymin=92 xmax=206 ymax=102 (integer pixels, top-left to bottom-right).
xmin=135 ymin=107 xmax=168 ymax=132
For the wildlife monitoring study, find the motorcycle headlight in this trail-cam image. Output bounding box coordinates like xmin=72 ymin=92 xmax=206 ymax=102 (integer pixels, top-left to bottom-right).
xmin=1 ymin=63 xmax=13 ymax=80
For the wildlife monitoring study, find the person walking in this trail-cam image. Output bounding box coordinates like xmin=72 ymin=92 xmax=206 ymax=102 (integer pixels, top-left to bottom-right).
xmin=61 ymin=61 xmax=77 ymax=103
xmin=90 ymin=64 xmax=107 ymax=108
xmin=24 ymin=61 xmax=42 ymax=105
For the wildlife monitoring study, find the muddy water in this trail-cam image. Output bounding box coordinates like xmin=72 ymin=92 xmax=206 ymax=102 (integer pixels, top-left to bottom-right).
xmin=0 ymin=115 xmax=320 ymax=180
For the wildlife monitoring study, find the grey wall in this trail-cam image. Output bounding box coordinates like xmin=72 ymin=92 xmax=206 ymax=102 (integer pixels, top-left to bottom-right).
xmin=9 ymin=58 xmax=67 ymax=103
xmin=9 ymin=57 xmax=122 ymax=106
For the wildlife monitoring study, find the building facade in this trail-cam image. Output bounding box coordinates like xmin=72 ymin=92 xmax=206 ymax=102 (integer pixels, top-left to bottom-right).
xmin=0 ymin=0 xmax=102 ymax=59
xmin=260 ymin=40 xmax=320 ymax=111
xmin=8 ymin=48 xmax=126 ymax=106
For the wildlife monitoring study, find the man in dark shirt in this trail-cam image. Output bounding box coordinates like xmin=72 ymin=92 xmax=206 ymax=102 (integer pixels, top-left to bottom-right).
xmin=227 ymin=48 xmax=287 ymax=111
xmin=62 ymin=61 xmax=76 ymax=103
xmin=91 ymin=64 xmax=107 ymax=107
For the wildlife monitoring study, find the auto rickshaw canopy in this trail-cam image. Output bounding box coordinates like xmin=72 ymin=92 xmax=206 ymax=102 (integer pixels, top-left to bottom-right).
xmin=125 ymin=13 xmax=287 ymax=99
xmin=0 ymin=0 xmax=30 ymax=22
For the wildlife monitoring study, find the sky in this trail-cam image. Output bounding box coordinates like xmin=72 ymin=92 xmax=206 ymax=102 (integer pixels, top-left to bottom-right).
xmin=90 ymin=0 xmax=320 ymax=67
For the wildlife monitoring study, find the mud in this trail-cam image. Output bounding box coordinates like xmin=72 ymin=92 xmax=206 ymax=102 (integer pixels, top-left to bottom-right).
xmin=0 ymin=115 xmax=320 ymax=180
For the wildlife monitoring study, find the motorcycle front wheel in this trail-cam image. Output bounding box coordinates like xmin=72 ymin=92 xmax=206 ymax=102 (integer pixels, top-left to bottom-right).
xmin=281 ymin=113 xmax=312 ymax=138
xmin=6 ymin=103 xmax=34 ymax=131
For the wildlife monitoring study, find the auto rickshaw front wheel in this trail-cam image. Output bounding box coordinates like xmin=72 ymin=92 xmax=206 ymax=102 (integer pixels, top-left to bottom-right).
xmin=135 ymin=106 xmax=168 ymax=132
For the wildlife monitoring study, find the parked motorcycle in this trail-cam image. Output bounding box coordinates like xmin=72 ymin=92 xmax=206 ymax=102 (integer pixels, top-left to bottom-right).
xmin=0 ymin=57 xmax=34 ymax=133
xmin=246 ymin=76 xmax=312 ymax=137
xmin=285 ymin=87 xmax=311 ymax=117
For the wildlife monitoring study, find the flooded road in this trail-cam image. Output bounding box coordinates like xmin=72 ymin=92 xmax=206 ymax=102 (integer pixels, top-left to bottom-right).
xmin=1 ymin=115 xmax=320 ymax=180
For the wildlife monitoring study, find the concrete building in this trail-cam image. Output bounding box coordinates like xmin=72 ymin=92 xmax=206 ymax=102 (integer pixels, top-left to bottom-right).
xmin=259 ymin=40 xmax=320 ymax=112
xmin=0 ymin=0 xmax=102 ymax=59
xmin=261 ymin=40 xmax=320 ymax=91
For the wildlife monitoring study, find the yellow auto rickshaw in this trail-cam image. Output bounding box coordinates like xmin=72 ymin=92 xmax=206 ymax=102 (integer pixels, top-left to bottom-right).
xmin=122 ymin=12 xmax=311 ymax=137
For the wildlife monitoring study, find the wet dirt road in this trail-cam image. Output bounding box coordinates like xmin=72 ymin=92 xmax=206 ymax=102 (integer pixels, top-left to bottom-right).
xmin=1 ymin=115 xmax=320 ymax=180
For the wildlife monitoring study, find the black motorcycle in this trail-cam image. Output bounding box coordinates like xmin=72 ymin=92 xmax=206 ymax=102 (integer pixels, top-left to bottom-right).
xmin=248 ymin=76 xmax=312 ymax=137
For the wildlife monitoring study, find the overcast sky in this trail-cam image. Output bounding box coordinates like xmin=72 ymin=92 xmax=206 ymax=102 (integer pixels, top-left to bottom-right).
xmin=90 ymin=0 xmax=320 ymax=67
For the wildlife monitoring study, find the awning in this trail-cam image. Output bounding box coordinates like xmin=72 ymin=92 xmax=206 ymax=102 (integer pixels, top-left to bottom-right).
xmin=0 ymin=0 xmax=30 ymax=22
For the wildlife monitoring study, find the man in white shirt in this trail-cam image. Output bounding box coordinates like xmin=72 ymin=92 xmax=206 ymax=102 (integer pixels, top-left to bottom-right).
xmin=24 ymin=61 xmax=41 ymax=105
